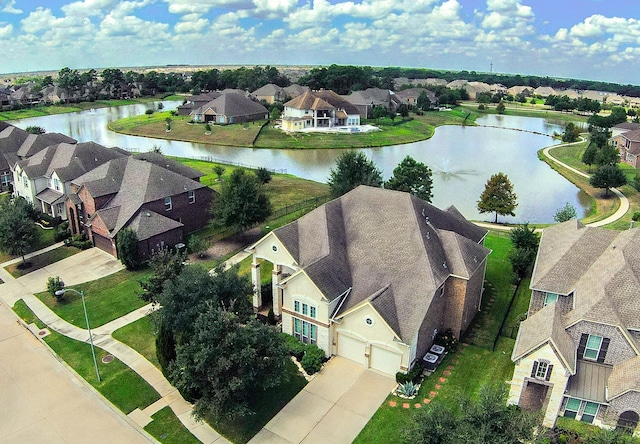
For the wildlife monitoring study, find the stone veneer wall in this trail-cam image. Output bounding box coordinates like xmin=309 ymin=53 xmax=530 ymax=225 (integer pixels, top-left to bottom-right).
xmin=567 ymin=321 xmax=636 ymax=366
xmin=605 ymin=391 xmax=640 ymax=428
xmin=528 ymin=290 xmax=573 ymax=316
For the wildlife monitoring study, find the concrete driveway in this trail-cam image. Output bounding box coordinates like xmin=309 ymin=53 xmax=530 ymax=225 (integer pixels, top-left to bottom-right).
xmin=249 ymin=357 xmax=396 ymax=444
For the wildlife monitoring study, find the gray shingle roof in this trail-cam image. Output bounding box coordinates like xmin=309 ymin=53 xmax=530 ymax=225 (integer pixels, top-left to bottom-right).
xmin=272 ymin=186 xmax=490 ymax=343
xmin=608 ymin=355 xmax=640 ymax=399
xmin=191 ymin=93 xmax=268 ymax=118
xmin=133 ymin=152 xmax=203 ymax=180
xmin=75 ymin=156 xmax=210 ymax=237
xmin=252 ymin=83 xmax=284 ymax=97
xmin=126 ymin=209 xmax=183 ymax=241
xmin=512 ymin=302 xmax=577 ymax=373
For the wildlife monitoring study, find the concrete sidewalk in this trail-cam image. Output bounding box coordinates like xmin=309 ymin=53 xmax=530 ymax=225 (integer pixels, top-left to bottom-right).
xmin=0 ymin=247 xmax=229 ymax=444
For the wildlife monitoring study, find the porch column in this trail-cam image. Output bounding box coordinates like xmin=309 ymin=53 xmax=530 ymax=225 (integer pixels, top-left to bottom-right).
xmin=272 ymin=265 xmax=282 ymax=316
xmin=251 ymin=257 xmax=262 ymax=310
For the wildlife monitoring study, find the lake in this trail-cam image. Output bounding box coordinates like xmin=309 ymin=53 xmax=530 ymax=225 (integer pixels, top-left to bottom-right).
xmin=10 ymin=103 xmax=590 ymax=223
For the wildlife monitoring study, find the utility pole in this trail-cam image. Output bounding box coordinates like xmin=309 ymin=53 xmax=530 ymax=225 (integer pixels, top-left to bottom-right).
xmin=490 ymin=61 xmax=493 ymax=73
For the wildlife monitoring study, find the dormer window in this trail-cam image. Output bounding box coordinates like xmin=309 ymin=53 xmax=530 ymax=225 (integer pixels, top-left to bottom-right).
xmin=531 ymin=359 xmax=553 ymax=381
xmin=544 ymin=292 xmax=558 ymax=306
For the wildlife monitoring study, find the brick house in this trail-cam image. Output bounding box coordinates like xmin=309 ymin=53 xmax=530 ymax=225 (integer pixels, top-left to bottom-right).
xmin=67 ymin=156 xmax=214 ymax=260
xmin=615 ymin=129 xmax=640 ymax=168
xmin=246 ymin=186 xmax=490 ymax=376
xmin=508 ymin=221 xmax=640 ymax=432
xmin=280 ymin=90 xmax=361 ymax=132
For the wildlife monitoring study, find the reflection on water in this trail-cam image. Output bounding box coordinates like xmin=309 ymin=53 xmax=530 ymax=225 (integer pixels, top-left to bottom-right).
xmin=10 ymin=105 xmax=590 ymax=224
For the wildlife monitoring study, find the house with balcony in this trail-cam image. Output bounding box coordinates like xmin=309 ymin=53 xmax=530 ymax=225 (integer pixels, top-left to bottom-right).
xmin=280 ymin=90 xmax=361 ymax=132
xmin=246 ymin=186 xmax=490 ymax=376
xmin=508 ymin=220 xmax=640 ymax=433
xmin=66 ymin=155 xmax=214 ymax=260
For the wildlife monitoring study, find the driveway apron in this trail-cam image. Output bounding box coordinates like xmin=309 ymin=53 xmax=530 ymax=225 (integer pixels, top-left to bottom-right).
xmin=250 ymin=357 xmax=396 ymax=444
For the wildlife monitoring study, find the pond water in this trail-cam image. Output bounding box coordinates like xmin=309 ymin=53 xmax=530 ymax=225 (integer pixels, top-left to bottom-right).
xmin=10 ymin=103 xmax=590 ymax=223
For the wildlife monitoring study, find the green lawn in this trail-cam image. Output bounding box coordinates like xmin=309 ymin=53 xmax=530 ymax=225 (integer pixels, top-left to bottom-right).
xmin=112 ymin=316 xmax=160 ymax=368
xmin=206 ymin=358 xmax=308 ymax=443
xmin=44 ymin=331 xmax=160 ymax=414
xmin=465 ymin=233 xmax=515 ymax=348
xmin=144 ymin=407 xmax=200 ymax=444
xmin=5 ymin=246 xmax=79 ymax=278
xmin=354 ymin=337 xmax=516 ymax=443
xmin=35 ymin=268 xmax=151 ymax=328
xmin=501 ymin=277 xmax=532 ymax=339
xmin=12 ymin=299 xmax=46 ymax=329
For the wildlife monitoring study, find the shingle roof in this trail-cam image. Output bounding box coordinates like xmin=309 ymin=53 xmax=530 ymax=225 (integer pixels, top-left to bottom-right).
xmin=126 ymin=209 xmax=183 ymax=241
xmin=191 ymin=93 xmax=268 ymax=118
xmin=512 ymin=302 xmax=577 ymax=373
xmin=252 ymin=83 xmax=283 ymax=97
xmin=133 ymin=152 xmax=203 ymax=180
xmin=346 ymin=88 xmax=395 ymax=106
xmin=620 ymin=129 xmax=640 ymax=143
xmin=19 ymin=142 xmax=126 ymax=181
xmin=74 ymin=156 xmax=210 ymax=237
xmin=284 ymin=91 xmax=335 ymax=111
xmin=271 ymin=186 xmax=490 ymax=343
xmin=283 ymin=84 xmax=309 ymax=98
xmin=608 ymin=355 xmax=640 ymax=399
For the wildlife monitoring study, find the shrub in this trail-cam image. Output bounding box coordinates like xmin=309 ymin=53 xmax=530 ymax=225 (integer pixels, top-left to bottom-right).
xmin=145 ymin=109 xmax=154 ymax=116
xmin=156 ymin=321 xmax=176 ymax=378
xmin=633 ymin=212 xmax=640 ymax=222
xmin=300 ymin=344 xmax=325 ymax=375
xmin=434 ymin=328 xmax=458 ymax=352
xmin=47 ymin=276 xmax=65 ymax=301
xmin=267 ymin=308 xmax=276 ymax=325
xmin=280 ymin=333 xmax=306 ymax=360
xmin=397 ymin=381 xmax=418 ymax=397
xmin=256 ymin=167 xmax=272 ymax=184
xmin=396 ymin=362 xmax=424 ymax=384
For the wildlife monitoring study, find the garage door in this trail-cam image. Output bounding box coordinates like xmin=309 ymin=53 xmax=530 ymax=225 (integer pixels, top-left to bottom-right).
xmin=337 ymin=334 xmax=367 ymax=365
xmin=370 ymin=345 xmax=402 ymax=376
xmin=92 ymin=233 xmax=113 ymax=255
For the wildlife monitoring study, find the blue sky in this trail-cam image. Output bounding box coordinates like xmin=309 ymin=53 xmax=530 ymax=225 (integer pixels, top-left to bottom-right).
xmin=1 ymin=0 xmax=640 ymax=85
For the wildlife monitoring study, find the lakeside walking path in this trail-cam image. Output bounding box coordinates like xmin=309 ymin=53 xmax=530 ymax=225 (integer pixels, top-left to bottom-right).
xmin=474 ymin=138 xmax=629 ymax=231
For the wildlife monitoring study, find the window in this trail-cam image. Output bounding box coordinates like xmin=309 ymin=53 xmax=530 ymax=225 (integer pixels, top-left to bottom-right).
xmin=584 ymin=335 xmax=603 ymax=360
xmin=581 ymin=402 xmax=599 ymax=424
xmin=1 ymin=172 xmax=10 ymax=186
xmin=188 ymin=190 xmax=195 ymax=204
xmin=294 ymin=301 xmax=300 ymax=313
xmin=164 ymin=197 xmax=172 ymax=211
xmin=23 ymin=176 xmax=28 ymax=188
xmin=544 ymin=292 xmax=558 ymax=306
xmin=293 ymin=318 xmax=317 ymax=344
xmin=310 ymin=306 xmax=316 ymax=319
xmin=531 ymin=360 xmax=553 ymax=381
xmin=53 ymin=178 xmax=60 ymax=191
xmin=564 ymin=398 xmax=581 ymax=419
xmin=302 ymin=303 xmax=308 ymax=316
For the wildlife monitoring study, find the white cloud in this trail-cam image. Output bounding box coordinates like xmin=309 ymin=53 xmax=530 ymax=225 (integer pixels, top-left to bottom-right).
xmin=0 ymin=23 xmax=12 ymax=37
xmin=175 ymin=14 xmax=209 ymax=33
xmin=1 ymin=0 xmax=22 ymax=14
xmin=61 ymin=0 xmax=119 ymax=17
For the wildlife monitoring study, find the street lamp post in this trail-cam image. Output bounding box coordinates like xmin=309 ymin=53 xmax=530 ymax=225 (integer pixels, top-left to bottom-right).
xmin=55 ymin=287 xmax=101 ymax=382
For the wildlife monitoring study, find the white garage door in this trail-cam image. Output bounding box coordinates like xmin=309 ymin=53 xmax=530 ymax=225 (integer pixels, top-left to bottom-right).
xmin=337 ymin=334 xmax=367 ymax=365
xmin=370 ymin=345 xmax=402 ymax=376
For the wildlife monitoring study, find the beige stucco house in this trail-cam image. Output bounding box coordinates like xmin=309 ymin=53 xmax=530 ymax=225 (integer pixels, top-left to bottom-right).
xmin=247 ymin=186 xmax=490 ymax=376
xmin=508 ymin=221 xmax=640 ymax=433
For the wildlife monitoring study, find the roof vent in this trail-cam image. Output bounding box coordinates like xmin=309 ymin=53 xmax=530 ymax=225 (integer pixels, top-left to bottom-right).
xmin=611 ymin=245 xmax=616 ymax=250
xmin=422 ymin=208 xmax=425 ymax=217
xmin=146 ymin=212 xmax=151 ymax=217
xmin=442 ymin=262 xmax=447 ymax=269
xmin=473 ymin=256 xmax=477 ymax=263
xmin=426 ymin=231 xmax=430 ymax=240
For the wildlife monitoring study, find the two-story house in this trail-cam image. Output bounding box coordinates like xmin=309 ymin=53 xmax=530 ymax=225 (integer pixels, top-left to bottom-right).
xmin=615 ymin=129 xmax=640 ymax=168
xmin=66 ymin=156 xmax=214 ymax=260
xmin=247 ymin=186 xmax=490 ymax=376
xmin=12 ymin=141 xmax=127 ymax=219
xmin=280 ymin=90 xmax=361 ymax=132
xmin=508 ymin=220 xmax=640 ymax=433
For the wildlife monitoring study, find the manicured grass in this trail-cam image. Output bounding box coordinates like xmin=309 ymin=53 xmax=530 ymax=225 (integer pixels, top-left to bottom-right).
xmin=354 ymin=337 xmax=516 ymax=443
xmin=108 ymin=108 xmax=478 ymax=149
xmin=501 ymin=277 xmax=532 ymax=339
xmin=112 ymin=316 xmax=160 ymax=368
xmin=144 ymin=407 xmax=200 ymax=444
xmin=467 ymin=233 xmax=515 ymax=348
xmin=0 ymin=96 xmax=176 ymax=121
xmin=12 ymin=299 xmax=47 ymax=329
xmin=44 ymin=331 xmax=160 ymax=414
xmin=5 ymin=246 xmax=79 ymax=278
xmin=109 ymin=113 xmax=265 ymax=147
xmin=35 ymin=268 xmax=151 ymax=328
xmin=235 ymin=256 xmax=273 ymax=285
xmin=205 ymin=358 xmax=308 ymax=443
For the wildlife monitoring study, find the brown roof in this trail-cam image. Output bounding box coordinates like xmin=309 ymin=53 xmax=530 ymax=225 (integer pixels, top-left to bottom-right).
xmin=284 ymin=91 xmax=335 ymax=111
xmin=608 ymin=355 xmax=640 ymax=399
xmin=270 ymin=186 xmax=489 ymax=343
xmin=512 ymin=302 xmax=577 ymax=373
xmin=191 ymin=93 xmax=268 ymax=118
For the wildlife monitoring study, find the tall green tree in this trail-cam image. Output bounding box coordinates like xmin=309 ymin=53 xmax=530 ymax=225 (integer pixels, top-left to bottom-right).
xmin=116 ymin=228 xmax=140 ymax=270
xmin=595 ymin=144 xmax=620 ymax=166
xmin=561 ymin=122 xmax=580 ymax=142
xmin=582 ymin=144 xmax=598 ymax=172
xmin=385 ymin=156 xmax=434 ymax=202
xmin=213 ymin=169 xmax=271 ymax=229
xmin=509 ymin=223 xmax=539 ymax=282
xmin=0 ymin=197 xmax=37 ymax=265
xmin=590 ymin=164 xmax=627 ymax=197
xmin=328 ymin=150 xmax=383 ymax=198
xmin=139 ymin=247 xmax=185 ymax=303
xmin=171 ymin=303 xmax=289 ymax=419
xmin=477 ymin=172 xmax=518 ymax=223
